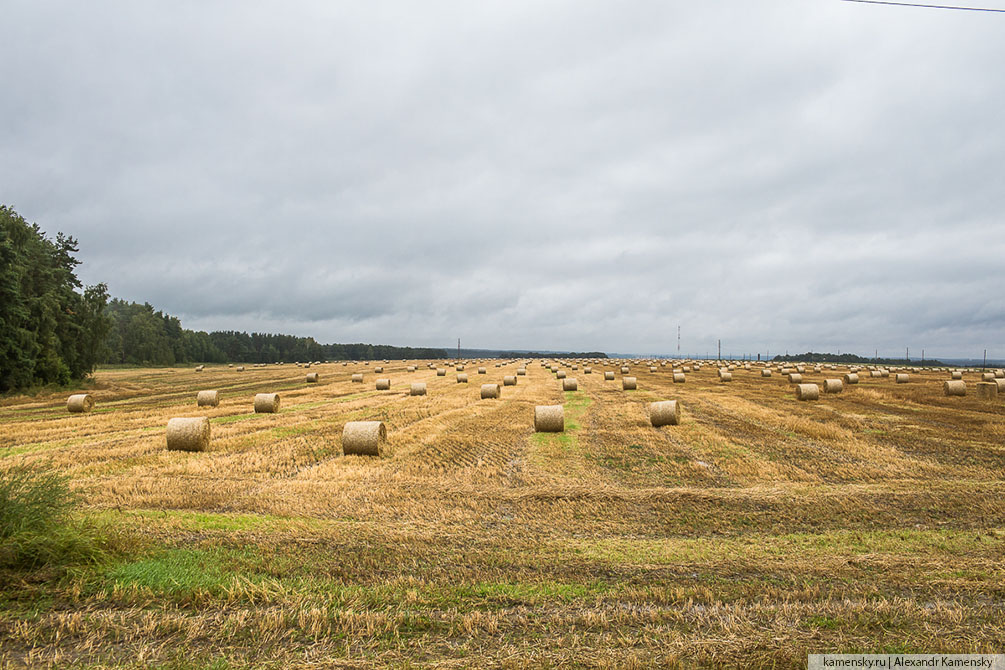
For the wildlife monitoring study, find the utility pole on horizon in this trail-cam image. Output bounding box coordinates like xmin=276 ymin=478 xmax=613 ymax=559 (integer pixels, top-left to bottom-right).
xmin=457 ymin=338 xmax=460 ymax=362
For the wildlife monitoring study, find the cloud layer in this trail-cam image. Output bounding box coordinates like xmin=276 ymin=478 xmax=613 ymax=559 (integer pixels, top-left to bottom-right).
xmin=3 ymin=1 xmax=1003 ymax=358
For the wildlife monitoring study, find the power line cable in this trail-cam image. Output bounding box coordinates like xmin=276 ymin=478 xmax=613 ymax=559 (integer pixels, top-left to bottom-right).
xmin=840 ymin=0 xmax=1005 ymax=11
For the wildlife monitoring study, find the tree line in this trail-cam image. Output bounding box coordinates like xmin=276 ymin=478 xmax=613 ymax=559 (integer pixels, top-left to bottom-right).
xmin=1 ymin=206 xmax=448 ymax=392
xmin=0 ymin=207 xmax=109 ymax=393
xmin=103 ymin=300 xmax=447 ymax=365
xmin=772 ymin=352 xmax=945 ymax=367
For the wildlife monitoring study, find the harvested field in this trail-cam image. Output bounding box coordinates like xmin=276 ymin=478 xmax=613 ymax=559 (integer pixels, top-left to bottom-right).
xmin=1 ymin=360 xmax=1004 ymax=668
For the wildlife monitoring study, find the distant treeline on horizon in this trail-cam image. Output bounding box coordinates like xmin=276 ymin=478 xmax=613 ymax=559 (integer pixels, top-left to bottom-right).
xmin=103 ymin=299 xmax=448 ymax=365
xmin=772 ymin=352 xmax=947 ymax=367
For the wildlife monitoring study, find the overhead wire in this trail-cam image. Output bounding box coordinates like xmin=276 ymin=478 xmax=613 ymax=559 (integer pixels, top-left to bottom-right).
xmin=839 ymin=0 xmax=1005 ymax=12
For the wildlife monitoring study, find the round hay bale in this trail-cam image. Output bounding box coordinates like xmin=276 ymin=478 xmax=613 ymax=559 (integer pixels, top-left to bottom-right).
xmin=254 ymin=393 xmax=280 ymax=413
xmin=951 ymin=371 xmax=963 ymax=380
xmin=673 ymin=373 xmax=685 ymax=383
xmin=896 ymin=374 xmax=910 ymax=384
xmin=407 ymin=365 xmax=416 ymax=372
xmin=844 ymin=373 xmax=859 ymax=384
xmin=993 ymin=378 xmax=1005 ymax=392
xmin=976 ymin=381 xmax=998 ymax=401
xmin=306 ymin=372 xmax=319 ymax=383
xmin=604 ymin=371 xmax=615 ymax=381
xmin=622 ymin=376 xmax=637 ymax=390
xmin=649 ymin=366 xmax=657 ymax=373
xmin=562 ymin=377 xmax=578 ymax=391
xmin=478 ymin=367 xmax=487 ymax=374
xmin=374 ymin=367 xmax=383 ymax=373
xmin=436 ymin=368 xmax=446 ymax=376
xmin=881 ymin=369 xmax=890 ymax=378
xmin=534 ymin=405 xmax=564 ymax=432
xmin=823 ymin=379 xmax=843 ymax=394
xmin=351 ymin=373 xmax=364 ymax=383
xmin=583 ymin=366 xmax=592 ymax=374
xmin=620 ymin=366 xmax=630 ymax=374
xmin=67 ymin=394 xmax=94 ymax=413
xmin=788 ymin=373 xmax=802 ymax=384
xmin=228 ymin=363 xmax=233 ymax=368
xmin=196 ymin=390 xmax=220 ymax=407
xmin=457 ymin=373 xmax=469 ymax=383
xmin=795 ymin=365 xmax=806 ymax=373
xmin=376 ymin=378 xmax=391 ymax=390
xmin=761 ymin=369 xmax=772 ymax=377
xmin=195 ymin=365 xmax=204 ymax=372
xmin=342 ymin=421 xmax=389 ymax=457
xmin=995 ymin=370 xmax=1004 ymax=379
xmin=944 ymin=380 xmax=966 ymax=397
xmin=649 ymin=400 xmax=680 ymax=427
xmin=456 ymin=365 xmax=464 ymax=372
xmin=503 ymin=375 xmax=517 ymax=386
xmin=410 ymin=382 xmax=427 ymax=396
xmin=795 ymin=383 xmax=820 ymax=401
xmin=981 ymin=372 xmax=995 ymax=382
xmin=166 ymin=417 xmax=210 ymax=452
xmin=556 ymin=370 xmax=567 ymax=379
xmin=480 ymin=383 xmax=501 ymax=399
xmin=517 ymin=368 xmax=526 ymax=376
xmin=236 ymin=366 xmax=245 ymax=372
xmin=719 ymin=371 xmax=732 ymax=382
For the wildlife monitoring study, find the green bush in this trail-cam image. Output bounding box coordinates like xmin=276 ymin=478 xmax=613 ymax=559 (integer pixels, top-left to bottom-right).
xmin=0 ymin=462 xmax=100 ymax=569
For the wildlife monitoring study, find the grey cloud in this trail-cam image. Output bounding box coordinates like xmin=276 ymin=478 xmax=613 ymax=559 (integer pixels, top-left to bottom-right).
xmin=3 ymin=0 xmax=1004 ymax=359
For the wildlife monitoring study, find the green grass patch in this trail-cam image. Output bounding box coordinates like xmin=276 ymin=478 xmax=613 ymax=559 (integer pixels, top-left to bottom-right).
xmin=530 ymin=391 xmax=592 ymax=455
xmin=104 ymin=547 xmax=268 ymax=597
xmin=570 ymin=529 xmax=1005 ymax=566
xmin=210 ymin=413 xmax=256 ymax=425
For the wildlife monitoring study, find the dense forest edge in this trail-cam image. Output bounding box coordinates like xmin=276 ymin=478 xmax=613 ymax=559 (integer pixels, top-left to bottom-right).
xmin=1 ymin=207 xmax=446 ymax=392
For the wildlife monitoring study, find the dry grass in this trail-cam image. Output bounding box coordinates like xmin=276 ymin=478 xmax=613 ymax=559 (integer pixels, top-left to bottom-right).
xmin=1 ymin=361 xmax=1003 ymax=668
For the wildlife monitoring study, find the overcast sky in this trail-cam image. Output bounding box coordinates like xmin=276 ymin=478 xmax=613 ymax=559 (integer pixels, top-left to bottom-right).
xmin=3 ymin=1 xmax=1004 ymax=358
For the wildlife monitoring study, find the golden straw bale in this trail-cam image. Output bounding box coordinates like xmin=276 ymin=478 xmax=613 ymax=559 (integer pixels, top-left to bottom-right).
xmin=796 ymin=383 xmax=820 ymax=401
xmin=944 ymin=380 xmax=966 ymax=396
xmin=196 ymin=390 xmax=219 ymax=407
xmin=649 ymin=400 xmax=680 ymax=427
xmin=480 ymin=383 xmax=500 ymax=399
xmin=534 ymin=405 xmax=564 ymax=432
xmin=376 ymin=378 xmax=391 ymax=390
xmin=254 ymin=393 xmax=280 ymax=413
xmin=166 ymin=417 xmax=210 ymax=452
xmin=562 ymin=378 xmax=578 ymax=391
xmin=622 ymin=376 xmax=637 ymax=390
xmin=410 ymin=382 xmax=426 ymax=396
xmin=342 ymin=421 xmax=389 ymax=457
xmin=976 ymin=382 xmax=998 ymax=401
xmin=67 ymin=394 xmax=94 ymax=413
